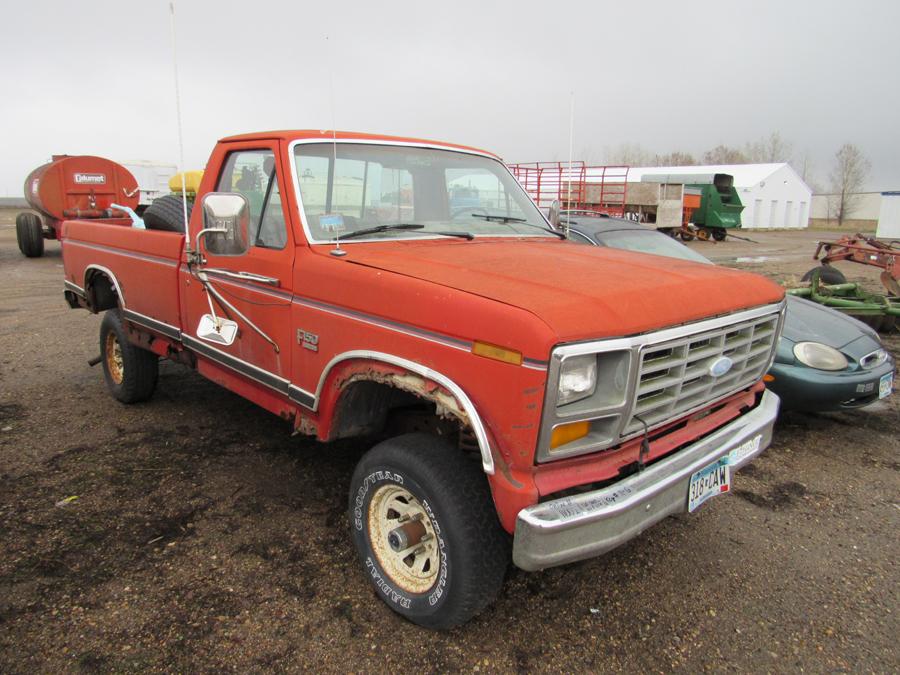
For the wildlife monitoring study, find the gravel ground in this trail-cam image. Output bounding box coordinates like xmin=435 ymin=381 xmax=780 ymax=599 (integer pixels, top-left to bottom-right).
xmin=0 ymin=226 xmax=897 ymax=673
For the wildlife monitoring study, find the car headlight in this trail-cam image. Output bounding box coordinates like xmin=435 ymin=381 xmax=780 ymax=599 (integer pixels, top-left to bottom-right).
xmin=558 ymin=354 xmax=597 ymax=406
xmin=860 ymin=348 xmax=888 ymax=370
xmin=793 ymin=342 xmax=848 ymax=371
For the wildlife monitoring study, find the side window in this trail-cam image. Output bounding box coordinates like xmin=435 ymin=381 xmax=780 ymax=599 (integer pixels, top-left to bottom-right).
xmin=217 ymin=150 xmax=287 ymax=250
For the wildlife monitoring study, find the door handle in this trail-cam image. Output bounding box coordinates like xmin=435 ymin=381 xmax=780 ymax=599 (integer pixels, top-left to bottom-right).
xmin=202 ymin=268 xmax=281 ymax=287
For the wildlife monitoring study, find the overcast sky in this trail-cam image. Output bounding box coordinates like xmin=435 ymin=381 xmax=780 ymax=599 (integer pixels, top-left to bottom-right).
xmin=2 ymin=0 xmax=898 ymax=196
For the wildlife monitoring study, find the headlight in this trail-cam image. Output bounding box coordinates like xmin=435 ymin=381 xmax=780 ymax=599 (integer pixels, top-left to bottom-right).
xmin=558 ymin=354 xmax=597 ymax=406
xmin=793 ymin=342 xmax=848 ymax=371
xmin=860 ymin=348 xmax=888 ymax=369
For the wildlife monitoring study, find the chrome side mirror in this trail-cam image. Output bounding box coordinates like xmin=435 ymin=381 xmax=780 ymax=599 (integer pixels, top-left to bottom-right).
xmin=199 ymin=192 xmax=250 ymax=257
xmin=196 ymin=313 xmax=238 ymax=346
xmin=548 ymin=199 xmax=561 ymax=228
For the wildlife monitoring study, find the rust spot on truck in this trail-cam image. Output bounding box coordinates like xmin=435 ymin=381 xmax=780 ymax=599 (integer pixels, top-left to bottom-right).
xmin=341 ymin=368 xmax=468 ymax=424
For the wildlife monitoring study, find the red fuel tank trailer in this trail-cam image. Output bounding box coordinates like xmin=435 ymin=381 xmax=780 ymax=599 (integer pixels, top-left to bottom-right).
xmin=16 ymin=155 xmax=139 ymax=258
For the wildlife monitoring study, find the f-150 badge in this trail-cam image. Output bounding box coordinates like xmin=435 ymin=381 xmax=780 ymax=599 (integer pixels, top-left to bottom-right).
xmin=297 ymin=329 xmax=319 ymax=352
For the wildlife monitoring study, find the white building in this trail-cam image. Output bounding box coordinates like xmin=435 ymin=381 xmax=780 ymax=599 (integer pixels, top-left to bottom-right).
xmin=120 ymin=160 xmax=178 ymax=207
xmin=618 ymin=163 xmax=813 ymax=229
xmin=877 ymin=192 xmax=900 ymax=238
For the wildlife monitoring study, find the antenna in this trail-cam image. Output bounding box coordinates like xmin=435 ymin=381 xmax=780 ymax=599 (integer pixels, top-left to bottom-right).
xmin=169 ymin=1 xmax=191 ymax=254
xmin=566 ymin=91 xmax=575 ymax=239
xmin=325 ymin=34 xmax=346 ymax=257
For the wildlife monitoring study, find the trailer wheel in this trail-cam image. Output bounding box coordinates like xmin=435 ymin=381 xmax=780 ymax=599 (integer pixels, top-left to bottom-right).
xmin=679 ymin=230 xmax=694 ymax=241
xmin=143 ymin=194 xmax=193 ymax=233
xmin=712 ymin=228 xmax=727 ymax=241
xmin=15 ymin=213 xmax=44 ymax=258
xmin=349 ymin=433 xmax=509 ymax=629
xmin=801 ymin=265 xmax=847 ymax=285
xmin=100 ymin=310 xmax=159 ymax=403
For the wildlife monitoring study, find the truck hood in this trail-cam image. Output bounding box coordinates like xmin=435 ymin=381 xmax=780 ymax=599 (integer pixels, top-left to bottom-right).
xmin=331 ymin=239 xmax=784 ymax=341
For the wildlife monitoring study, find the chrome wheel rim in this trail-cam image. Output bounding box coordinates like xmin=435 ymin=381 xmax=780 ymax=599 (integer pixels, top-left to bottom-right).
xmin=368 ymin=484 xmax=440 ymax=594
xmin=105 ymin=332 xmax=124 ymax=385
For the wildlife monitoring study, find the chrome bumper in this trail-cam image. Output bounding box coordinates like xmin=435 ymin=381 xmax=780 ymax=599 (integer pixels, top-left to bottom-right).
xmin=512 ymin=390 xmax=780 ymax=571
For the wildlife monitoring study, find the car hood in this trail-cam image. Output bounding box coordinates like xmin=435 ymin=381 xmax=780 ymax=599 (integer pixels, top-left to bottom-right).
xmin=329 ymin=239 xmax=784 ymax=342
xmin=782 ymin=295 xmax=880 ymax=349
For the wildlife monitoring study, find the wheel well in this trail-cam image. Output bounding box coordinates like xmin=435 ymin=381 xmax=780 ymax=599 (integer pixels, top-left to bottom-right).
xmin=330 ymin=379 xmax=479 ymax=457
xmin=85 ymin=270 xmax=119 ymax=312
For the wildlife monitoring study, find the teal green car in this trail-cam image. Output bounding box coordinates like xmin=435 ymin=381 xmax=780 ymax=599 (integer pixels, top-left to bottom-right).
xmin=560 ymin=213 xmax=895 ymax=412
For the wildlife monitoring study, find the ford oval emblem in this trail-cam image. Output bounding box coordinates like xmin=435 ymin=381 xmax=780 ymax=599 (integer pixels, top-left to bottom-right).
xmin=708 ymin=356 xmax=734 ymax=378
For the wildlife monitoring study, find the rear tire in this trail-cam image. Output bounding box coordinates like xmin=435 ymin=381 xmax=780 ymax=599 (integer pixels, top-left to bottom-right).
xmin=348 ymin=433 xmax=509 ymax=629
xmin=15 ymin=213 xmax=44 ymax=258
xmin=143 ymin=194 xmax=192 ymax=233
xmin=801 ymin=265 xmax=846 ymax=285
xmin=100 ymin=310 xmax=159 ymax=403
xmin=712 ymin=228 xmax=727 ymax=241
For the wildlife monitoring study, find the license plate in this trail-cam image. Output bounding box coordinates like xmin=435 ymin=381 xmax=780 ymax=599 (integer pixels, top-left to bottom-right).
xmin=879 ymin=372 xmax=894 ymax=400
xmin=688 ymin=458 xmax=731 ymax=513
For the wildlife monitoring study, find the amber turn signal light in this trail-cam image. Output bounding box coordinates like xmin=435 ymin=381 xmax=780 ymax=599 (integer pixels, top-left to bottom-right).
xmin=550 ymin=421 xmax=590 ymax=449
xmin=472 ymin=341 xmax=523 ymax=366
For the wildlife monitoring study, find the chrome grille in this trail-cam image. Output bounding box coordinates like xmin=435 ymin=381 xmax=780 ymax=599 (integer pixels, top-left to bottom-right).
xmin=623 ymin=312 xmax=779 ymax=436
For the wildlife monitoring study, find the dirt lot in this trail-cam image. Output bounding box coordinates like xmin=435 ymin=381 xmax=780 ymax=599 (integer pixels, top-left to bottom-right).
xmin=1 ymin=226 xmax=897 ymax=673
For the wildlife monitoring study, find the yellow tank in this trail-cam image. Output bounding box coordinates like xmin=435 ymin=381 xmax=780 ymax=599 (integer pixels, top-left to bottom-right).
xmin=169 ymin=170 xmax=204 ymax=195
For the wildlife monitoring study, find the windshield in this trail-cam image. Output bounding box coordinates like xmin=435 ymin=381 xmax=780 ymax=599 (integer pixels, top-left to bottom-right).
xmin=293 ymin=143 xmax=553 ymax=242
xmin=592 ymin=229 xmax=713 ymax=265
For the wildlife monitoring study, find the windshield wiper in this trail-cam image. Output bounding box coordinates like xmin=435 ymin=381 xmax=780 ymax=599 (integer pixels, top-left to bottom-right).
xmin=469 ymin=214 xmax=527 ymax=223
xmin=467 ymin=213 xmax=566 ymax=239
xmin=337 ymin=223 xmax=424 ymax=240
xmin=431 ymin=231 xmax=474 ymax=240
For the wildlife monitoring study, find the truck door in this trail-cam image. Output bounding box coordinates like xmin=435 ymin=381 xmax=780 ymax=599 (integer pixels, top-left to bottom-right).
xmin=181 ymin=143 xmax=295 ymax=396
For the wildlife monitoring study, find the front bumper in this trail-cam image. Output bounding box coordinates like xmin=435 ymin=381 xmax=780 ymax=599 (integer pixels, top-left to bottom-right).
xmin=512 ymin=389 xmax=780 ymax=571
xmin=767 ymin=359 xmax=895 ymax=412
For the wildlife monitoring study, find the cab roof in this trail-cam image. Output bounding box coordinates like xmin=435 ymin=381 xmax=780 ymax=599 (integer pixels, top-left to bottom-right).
xmin=218 ymin=130 xmax=499 ymax=159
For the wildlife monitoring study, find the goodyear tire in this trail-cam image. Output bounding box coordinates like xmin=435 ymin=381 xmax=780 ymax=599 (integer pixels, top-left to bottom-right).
xmin=143 ymin=194 xmax=192 ymax=233
xmin=801 ymin=265 xmax=846 ymax=285
xmin=100 ymin=310 xmax=159 ymax=403
xmin=349 ymin=433 xmax=509 ymax=629
xmin=15 ymin=212 xmax=44 ymax=258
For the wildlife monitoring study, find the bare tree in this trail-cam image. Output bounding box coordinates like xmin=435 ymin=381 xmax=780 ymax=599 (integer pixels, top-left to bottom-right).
xmin=828 ymin=144 xmax=870 ymax=225
xmin=605 ymin=143 xmax=655 ymax=166
xmin=701 ymin=145 xmax=748 ymax=165
xmin=745 ymin=132 xmax=793 ymax=163
xmin=655 ymin=151 xmax=697 ymax=166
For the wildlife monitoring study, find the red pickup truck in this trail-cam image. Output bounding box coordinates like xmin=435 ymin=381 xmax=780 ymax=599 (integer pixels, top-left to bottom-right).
xmin=61 ymin=130 xmax=785 ymax=628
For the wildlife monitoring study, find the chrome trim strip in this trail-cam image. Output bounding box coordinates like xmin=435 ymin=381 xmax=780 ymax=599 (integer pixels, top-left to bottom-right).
xmin=288 ymin=384 xmax=316 ymax=409
xmin=290 ymin=295 xmax=472 ymax=353
xmin=64 ymin=280 xmax=85 ymax=297
xmin=84 ymin=264 xmax=126 ymax=306
xmin=314 ymin=350 xmax=495 ymax=475
xmin=122 ymin=309 xmax=182 ymax=341
xmin=66 ymin=240 xmax=179 ymax=268
xmin=181 ymin=334 xmax=293 ymax=396
xmin=286 ymin=137 xmax=553 ymax=246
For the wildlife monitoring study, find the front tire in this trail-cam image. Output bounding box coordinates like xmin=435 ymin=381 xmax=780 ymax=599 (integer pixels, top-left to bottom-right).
xmin=15 ymin=213 xmax=44 ymax=258
xmin=348 ymin=433 xmax=509 ymax=629
xmin=100 ymin=310 xmax=159 ymax=403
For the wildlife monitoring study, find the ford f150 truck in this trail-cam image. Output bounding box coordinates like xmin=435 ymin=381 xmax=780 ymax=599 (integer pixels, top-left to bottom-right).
xmin=61 ymin=130 xmax=785 ymax=629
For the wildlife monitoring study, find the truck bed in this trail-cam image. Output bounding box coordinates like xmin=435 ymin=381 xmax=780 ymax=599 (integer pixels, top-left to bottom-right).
xmin=61 ymin=220 xmax=185 ymax=334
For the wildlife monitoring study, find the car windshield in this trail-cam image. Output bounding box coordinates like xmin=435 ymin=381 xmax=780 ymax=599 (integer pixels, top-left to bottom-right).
xmin=293 ymin=143 xmax=554 ymax=242
xmin=592 ymin=229 xmax=713 ymax=265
